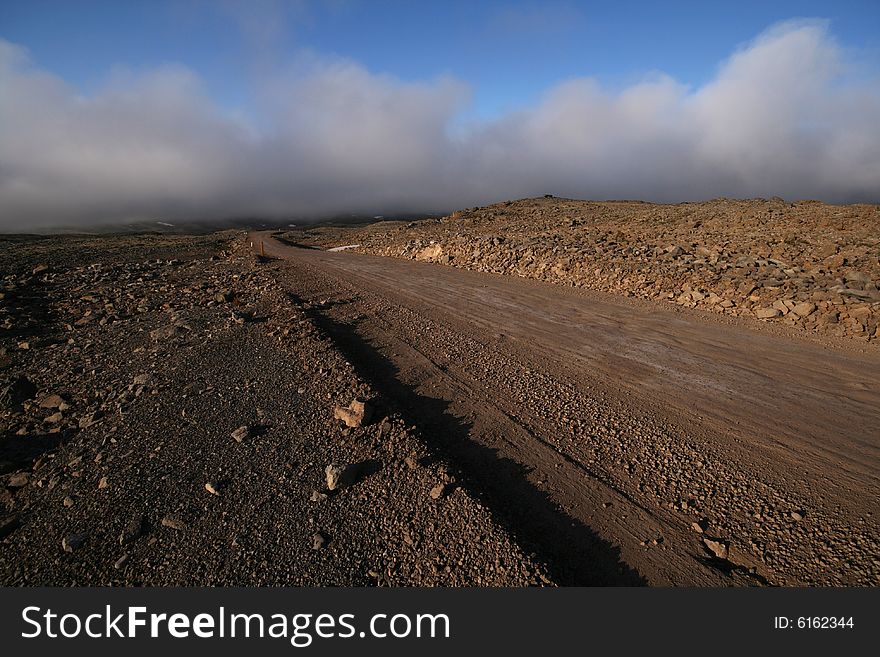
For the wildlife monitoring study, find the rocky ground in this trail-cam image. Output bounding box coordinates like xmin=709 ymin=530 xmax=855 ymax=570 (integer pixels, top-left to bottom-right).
xmin=2 ymin=207 xmax=878 ymax=588
xmin=248 ymin=231 xmax=879 ymax=587
xmin=290 ymin=197 xmax=880 ymax=343
xmin=0 ymin=232 xmax=551 ymax=585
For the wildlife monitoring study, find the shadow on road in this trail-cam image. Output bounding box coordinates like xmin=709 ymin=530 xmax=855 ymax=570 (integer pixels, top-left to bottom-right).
xmin=292 ymin=292 xmax=646 ymax=586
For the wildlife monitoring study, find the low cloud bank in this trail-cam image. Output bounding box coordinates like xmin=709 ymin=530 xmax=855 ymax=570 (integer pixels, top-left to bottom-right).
xmin=1 ymin=20 xmax=878 ymax=229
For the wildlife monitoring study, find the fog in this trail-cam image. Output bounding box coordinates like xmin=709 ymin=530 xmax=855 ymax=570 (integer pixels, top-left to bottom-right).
xmin=1 ymin=20 xmax=878 ymax=230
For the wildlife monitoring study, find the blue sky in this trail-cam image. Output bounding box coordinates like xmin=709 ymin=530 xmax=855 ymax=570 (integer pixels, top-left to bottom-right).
xmin=1 ymin=1 xmax=879 ymax=226
xmin=3 ymin=0 xmax=878 ymax=118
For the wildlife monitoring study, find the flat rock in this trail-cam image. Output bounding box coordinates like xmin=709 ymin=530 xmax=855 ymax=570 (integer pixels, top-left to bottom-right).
xmin=7 ymin=472 xmax=30 ymax=488
xmin=119 ymin=515 xmax=146 ymax=545
xmin=792 ymin=302 xmax=816 ymax=317
xmin=39 ymin=394 xmax=66 ymax=409
xmin=334 ymin=398 xmax=373 ymax=427
xmin=161 ymin=517 xmax=187 ymax=531
xmin=755 ymin=307 xmax=780 ymax=319
xmin=703 ymin=537 xmax=729 ymax=560
xmin=231 ymin=425 xmax=251 ymax=443
xmin=325 ymin=464 xmax=347 ymax=491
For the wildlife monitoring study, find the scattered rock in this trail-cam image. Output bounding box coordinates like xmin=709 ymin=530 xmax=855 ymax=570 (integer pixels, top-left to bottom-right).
xmin=755 ymin=307 xmax=781 ymax=319
xmin=791 ymin=511 xmax=805 ymax=522
xmin=429 ymin=483 xmax=447 ymax=500
xmin=205 ymin=482 xmax=221 ymax=496
xmin=312 ymin=532 xmax=327 ymax=550
xmin=39 ymin=394 xmax=66 ymax=409
xmin=333 ymin=398 xmax=373 ymax=428
xmin=324 ymin=464 xmax=345 ymax=490
xmin=691 ymin=519 xmax=708 ymax=533
xmin=703 ymin=537 xmax=729 ymax=560
xmin=231 ymin=425 xmax=251 ymax=443
xmin=78 ymin=411 xmax=102 ymax=429
xmin=6 ymin=472 xmax=30 ymax=488
xmin=160 ymin=517 xmax=187 ymax=531
xmin=792 ymin=302 xmax=816 ymax=317
xmin=349 ymin=198 xmax=880 ymax=343
xmin=119 ymin=515 xmax=146 ymax=545
xmin=310 ymin=490 xmax=328 ymax=503
xmin=98 ymin=476 xmax=109 ymax=489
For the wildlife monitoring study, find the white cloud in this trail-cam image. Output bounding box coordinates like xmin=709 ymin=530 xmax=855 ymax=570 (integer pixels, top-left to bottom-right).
xmin=0 ymin=20 xmax=877 ymax=229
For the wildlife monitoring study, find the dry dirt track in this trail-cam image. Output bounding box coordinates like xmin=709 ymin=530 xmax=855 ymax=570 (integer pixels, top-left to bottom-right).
xmin=252 ymin=231 xmax=880 ymax=586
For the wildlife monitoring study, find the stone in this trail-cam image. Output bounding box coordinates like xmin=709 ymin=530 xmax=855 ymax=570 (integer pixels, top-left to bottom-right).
xmin=62 ymin=533 xmax=87 ymax=553
xmin=691 ymin=519 xmax=708 ymax=533
xmin=755 ymin=307 xmax=781 ymax=319
xmin=39 ymin=394 xmax=66 ymax=409
xmin=44 ymin=412 xmax=63 ymax=424
xmin=310 ymin=490 xmax=328 ymax=503
xmin=792 ymin=302 xmax=816 ymax=317
xmin=231 ymin=425 xmax=250 ymax=443
xmin=703 ymin=538 xmax=729 ymax=560
xmin=205 ymin=482 xmax=221 ymax=496
xmin=312 ymin=532 xmax=327 ymax=550
xmin=7 ymin=472 xmax=30 ymax=488
xmin=333 ymin=398 xmax=373 ymax=428
xmin=325 ymin=464 xmax=345 ymax=491
xmin=790 ymin=511 xmax=805 ymax=522
xmin=429 ymin=483 xmax=446 ymax=500
xmin=119 ymin=515 xmax=145 ymax=545
xmin=78 ymin=411 xmax=103 ymax=429
xmin=62 ymin=496 xmax=75 ymax=507
xmin=161 ymin=517 xmax=187 ymax=531
xmin=98 ymin=476 xmax=109 ymax=489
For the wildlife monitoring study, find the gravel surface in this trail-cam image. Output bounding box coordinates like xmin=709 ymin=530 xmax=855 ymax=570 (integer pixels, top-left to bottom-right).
xmin=1 ymin=232 xmax=552 ymax=585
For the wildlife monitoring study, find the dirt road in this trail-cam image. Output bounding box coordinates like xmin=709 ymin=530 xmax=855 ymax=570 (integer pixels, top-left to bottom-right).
xmin=252 ymin=231 xmax=879 ymax=586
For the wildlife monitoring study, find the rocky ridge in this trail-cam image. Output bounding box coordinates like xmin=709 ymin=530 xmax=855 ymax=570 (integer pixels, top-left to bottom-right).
xmin=293 ymin=197 xmax=880 ymax=343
